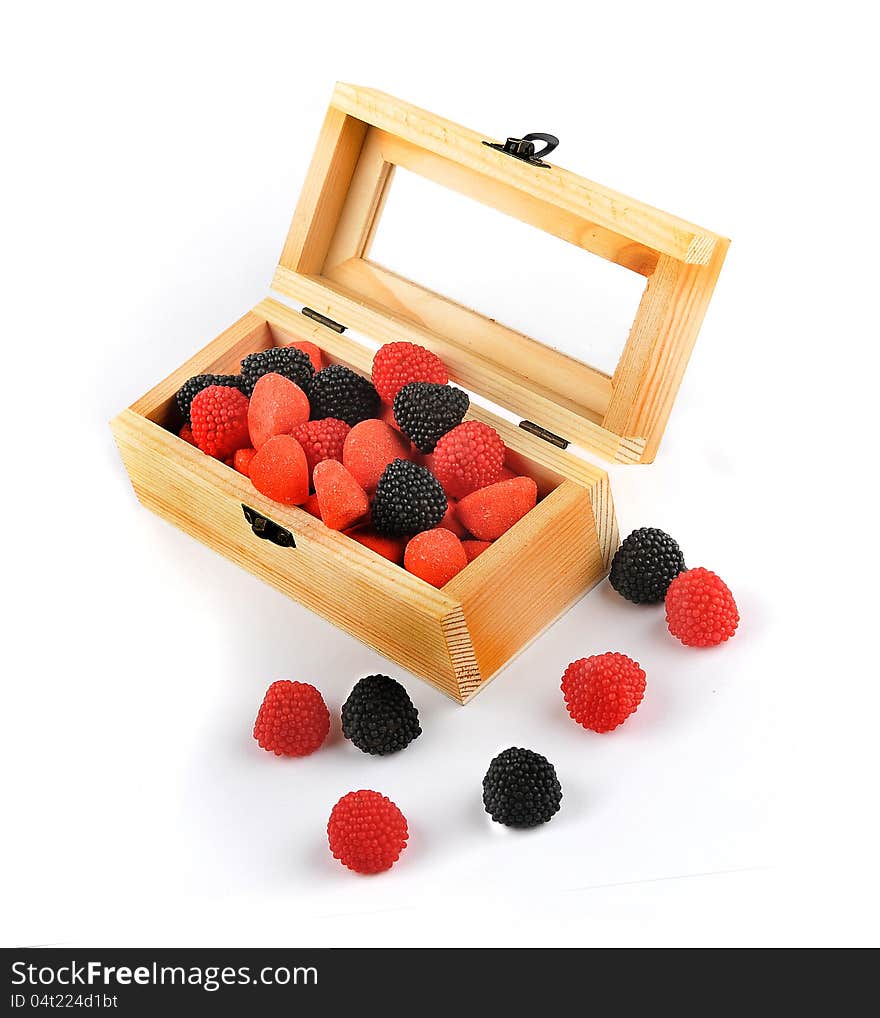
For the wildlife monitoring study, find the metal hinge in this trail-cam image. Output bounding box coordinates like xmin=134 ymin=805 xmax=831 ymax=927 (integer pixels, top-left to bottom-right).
xmin=519 ymin=420 xmax=569 ymax=450
xmin=301 ymin=307 xmax=346 ymax=333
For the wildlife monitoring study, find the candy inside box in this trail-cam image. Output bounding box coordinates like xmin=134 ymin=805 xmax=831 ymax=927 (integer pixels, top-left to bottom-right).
xmin=112 ymin=84 xmax=728 ymax=703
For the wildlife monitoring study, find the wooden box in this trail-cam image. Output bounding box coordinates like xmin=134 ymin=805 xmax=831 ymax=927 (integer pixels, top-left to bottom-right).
xmin=112 ymin=84 xmax=728 ymax=703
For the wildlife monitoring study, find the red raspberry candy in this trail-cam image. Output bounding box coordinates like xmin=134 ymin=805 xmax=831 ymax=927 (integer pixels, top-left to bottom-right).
xmin=327 ymin=789 xmax=409 ymax=874
xmin=430 ymin=421 xmax=505 ymax=498
xmin=371 ymin=341 xmax=448 ymax=402
xmin=665 ymin=567 xmax=739 ymax=647
xmin=190 ymin=385 xmax=251 ymax=460
xmin=179 ymin=423 xmax=196 ymax=446
xmin=290 ymin=418 xmax=350 ymax=478
xmin=404 ymin=528 xmax=468 ymax=588
xmin=561 ymin=653 xmax=647 ymax=733
xmin=253 ymin=680 xmax=330 ymax=756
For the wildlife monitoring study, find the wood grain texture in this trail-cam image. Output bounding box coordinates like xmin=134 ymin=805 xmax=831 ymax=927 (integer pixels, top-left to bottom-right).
xmin=111 ymin=408 xmax=475 ymax=700
xmin=271 ymin=266 xmax=646 ymax=464
xmin=323 ymin=129 xmax=395 ymax=270
xmin=586 ymin=472 xmax=619 ymax=572
xmin=325 ymin=256 xmax=614 ymax=420
xmin=330 ymin=84 xmax=722 ymax=265
xmin=257 ymin=297 xmax=641 ymax=473
xmin=371 ymin=130 xmax=658 ymax=275
xmin=441 ymin=606 xmax=483 ymax=703
xmin=273 ymin=86 xmax=728 ymax=465
xmin=605 ymin=256 xmax=686 ymax=433
xmin=444 ymin=480 xmax=606 ymax=689
xmin=604 ymin=239 xmax=729 ymax=461
xmin=279 ymin=106 xmax=368 ymax=275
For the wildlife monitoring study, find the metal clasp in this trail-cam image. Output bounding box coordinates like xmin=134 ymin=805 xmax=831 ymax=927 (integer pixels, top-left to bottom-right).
xmin=241 ymin=505 xmax=296 ymax=548
xmin=483 ymin=133 xmax=559 ymax=168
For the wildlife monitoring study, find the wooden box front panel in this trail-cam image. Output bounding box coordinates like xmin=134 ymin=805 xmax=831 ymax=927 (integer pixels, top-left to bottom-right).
xmin=112 ymin=409 xmax=470 ymax=697
xmin=446 ymin=481 xmax=605 ymax=692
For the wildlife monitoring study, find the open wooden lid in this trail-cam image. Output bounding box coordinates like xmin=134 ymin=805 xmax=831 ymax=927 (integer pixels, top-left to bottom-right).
xmin=273 ymin=83 xmax=729 ymax=464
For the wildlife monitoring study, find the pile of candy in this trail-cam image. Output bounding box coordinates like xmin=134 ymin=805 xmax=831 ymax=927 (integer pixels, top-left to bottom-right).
xmin=174 ymin=340 xmax=538 ymax=587
xmin=248 ymin=526 xmax=738 ymax=874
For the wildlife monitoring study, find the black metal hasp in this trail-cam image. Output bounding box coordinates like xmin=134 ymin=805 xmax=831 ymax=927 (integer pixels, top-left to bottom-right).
xmin=241 ymin=504 xmax=296 ymax=548
xmin=483 ymin=133 xmax=559 ymax=168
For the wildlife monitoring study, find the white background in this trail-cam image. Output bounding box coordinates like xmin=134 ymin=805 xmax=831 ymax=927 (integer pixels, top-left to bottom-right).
xmin=2 ymin=1 xmax=877 ymax=948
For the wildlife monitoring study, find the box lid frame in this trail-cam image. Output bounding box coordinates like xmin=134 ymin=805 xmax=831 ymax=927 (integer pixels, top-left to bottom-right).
xmin=272 ymin=83 xmax=729 ymax=464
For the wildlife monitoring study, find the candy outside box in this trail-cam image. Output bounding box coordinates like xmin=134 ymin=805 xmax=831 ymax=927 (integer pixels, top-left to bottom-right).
xmin=111 ymin=84 xmax=728 ymax=704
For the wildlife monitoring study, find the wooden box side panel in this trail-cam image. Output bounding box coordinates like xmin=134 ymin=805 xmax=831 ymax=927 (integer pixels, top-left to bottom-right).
xmin=111 ymin=409 xmax=474 ymax=701
xmin=280 ymin=106 xmax=369 ymax=276
xmin=603 ymin=239 xmax=729 ymax=462
xmin=444 ymin=480 xmax=607 ymax=696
